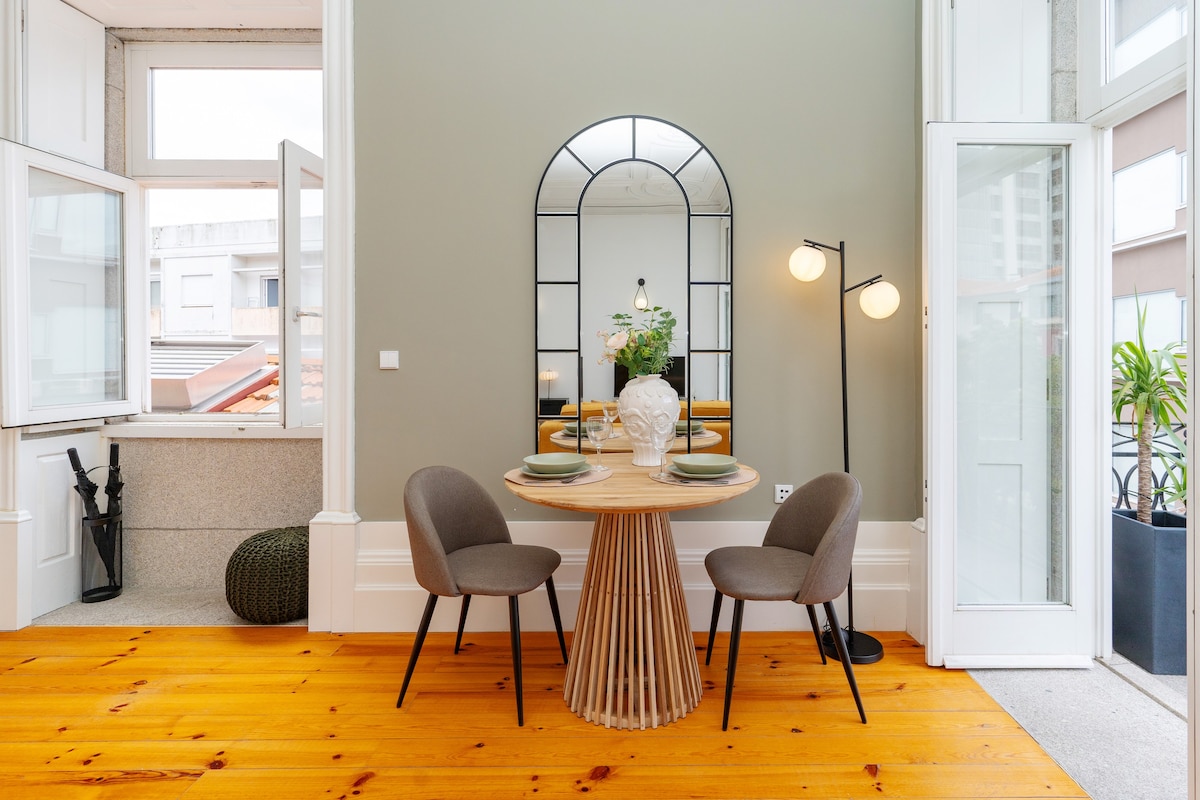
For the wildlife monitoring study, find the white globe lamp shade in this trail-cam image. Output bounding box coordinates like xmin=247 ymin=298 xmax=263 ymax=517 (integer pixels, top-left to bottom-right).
xmin=788 ymin=245 xmax=826 ymax=282
xmin=859 ymin=280 xmax=900 ymax=319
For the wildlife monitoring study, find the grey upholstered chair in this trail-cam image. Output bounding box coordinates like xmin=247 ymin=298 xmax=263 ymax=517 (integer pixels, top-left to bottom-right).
xmin=704 ymin=471 xmax=866 ymax=730
xmin=396 ymin=466 xmax=568 ymax=726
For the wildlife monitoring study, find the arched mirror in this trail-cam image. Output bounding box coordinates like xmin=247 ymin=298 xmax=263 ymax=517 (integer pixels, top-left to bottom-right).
xmin=534 ymin=116 xmax=733 ymax=454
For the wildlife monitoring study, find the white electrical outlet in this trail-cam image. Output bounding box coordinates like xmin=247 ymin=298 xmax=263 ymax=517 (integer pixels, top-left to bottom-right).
xmin=774 ymin=484 xmax=793 ymax=504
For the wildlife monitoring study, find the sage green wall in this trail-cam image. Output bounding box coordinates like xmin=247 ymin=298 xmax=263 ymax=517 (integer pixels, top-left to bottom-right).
xmin=354 ymin=0 xmax=921 ymax=523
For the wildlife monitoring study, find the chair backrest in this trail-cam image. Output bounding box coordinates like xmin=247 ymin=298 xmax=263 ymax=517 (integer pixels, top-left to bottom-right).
xmin=761 ymin=472 xmax=863 ymax=605
xmin=403 ymin=465 xmax=513 ymax=597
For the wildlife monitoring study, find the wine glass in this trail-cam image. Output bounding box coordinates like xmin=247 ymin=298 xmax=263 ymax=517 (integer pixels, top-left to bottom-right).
xmin=654 ymin=423 xmax=677 ymax=478
xmin=602 ymin=398 xmax=619 ymax=437
xmin=585 ymin=415 xmax=612 ymax=471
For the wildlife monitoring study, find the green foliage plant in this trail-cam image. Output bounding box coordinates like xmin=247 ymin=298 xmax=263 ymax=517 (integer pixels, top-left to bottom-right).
xmin=598 ymin=307 xmax=678 ymax=378
xmin=1112 ymin=298 xmax=1187 ymax=524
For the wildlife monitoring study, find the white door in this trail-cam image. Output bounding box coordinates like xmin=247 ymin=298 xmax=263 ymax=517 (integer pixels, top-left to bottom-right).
xmin=279 ymin=139 xmax=323 ymax=428
xmin=20 ymin=432 xmax=101 ymax=617
xmin=926 ymin=122 xmax=1103 ymax=667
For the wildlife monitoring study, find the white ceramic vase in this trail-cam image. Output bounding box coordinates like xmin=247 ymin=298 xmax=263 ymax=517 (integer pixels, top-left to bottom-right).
xmin=617 ymin=374 xmax=681 ymax=466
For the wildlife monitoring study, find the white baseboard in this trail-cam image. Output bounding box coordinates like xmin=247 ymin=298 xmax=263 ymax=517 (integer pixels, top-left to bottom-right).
xmin=347 ymin=519 xmax=913 ymax=634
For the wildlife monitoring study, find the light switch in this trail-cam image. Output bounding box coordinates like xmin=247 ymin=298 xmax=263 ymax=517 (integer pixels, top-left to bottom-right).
xmin=379 ymin=350 xmax=400 ymax=370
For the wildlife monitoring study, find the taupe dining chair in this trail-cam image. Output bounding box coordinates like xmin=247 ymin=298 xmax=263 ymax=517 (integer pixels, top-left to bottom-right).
xmin=703 ymin=471 xmax=866 ymax=730
xmin=396 ymin=465 xmax=569 ymax=726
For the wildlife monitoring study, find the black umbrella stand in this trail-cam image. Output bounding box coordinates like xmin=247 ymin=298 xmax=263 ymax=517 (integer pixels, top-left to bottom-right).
xmin=68 ymin=446 xmax=123 ymax=603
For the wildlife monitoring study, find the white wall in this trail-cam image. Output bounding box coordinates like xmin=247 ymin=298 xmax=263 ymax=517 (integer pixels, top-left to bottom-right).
xmin=581 ymin=213 xmax=689 ymax=399
xmin=352 ymin=519 xmax=912 ymax=635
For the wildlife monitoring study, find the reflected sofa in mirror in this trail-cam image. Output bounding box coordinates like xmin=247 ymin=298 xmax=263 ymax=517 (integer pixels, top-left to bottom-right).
xmin=534 ymin=115 xmax=733 ymax=455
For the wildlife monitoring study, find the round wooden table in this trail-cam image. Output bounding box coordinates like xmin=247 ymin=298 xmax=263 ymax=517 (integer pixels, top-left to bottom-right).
xmin=505 ymin=453 xmax=758 ymax=729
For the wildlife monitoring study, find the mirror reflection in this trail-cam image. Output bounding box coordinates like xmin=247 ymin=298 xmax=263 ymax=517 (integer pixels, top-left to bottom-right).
xmin=535 ymin=116 xmax=732 ymax=454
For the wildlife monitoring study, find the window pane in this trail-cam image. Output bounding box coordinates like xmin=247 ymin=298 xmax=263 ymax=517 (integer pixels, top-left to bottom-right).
xmin=1113 ymin=290 xmax=1182 ymax=349
xmin=147 ymin=188 xmax=280 ymax=413
xmin=1112 ymin=149 xmax=1178 ymax=242
xmin=1108 ymin=0 xmax=1187 ymax=80
xmin=955 ymin=144 xmax=1068 ymax=606
xmin=27 ymin=168 xmax=126 ymax=408
xmin=150 ymin=68 xmax=322 ymax=159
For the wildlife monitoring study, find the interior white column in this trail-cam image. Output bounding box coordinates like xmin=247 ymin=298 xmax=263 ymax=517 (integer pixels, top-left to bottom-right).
xmin=308 ymin=0 xmax=359 ymax=632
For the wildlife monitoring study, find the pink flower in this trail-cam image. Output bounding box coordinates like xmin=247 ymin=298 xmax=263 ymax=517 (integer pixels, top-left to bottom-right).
xmin=606 ymin=331 xmax=629 ymax=350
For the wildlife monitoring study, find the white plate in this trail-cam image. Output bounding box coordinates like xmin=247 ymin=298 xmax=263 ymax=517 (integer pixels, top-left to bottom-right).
xmin=520 ymin=463 xmax=592 ymax=479
xmin=668 ymin=464 xmax=739 ymax=480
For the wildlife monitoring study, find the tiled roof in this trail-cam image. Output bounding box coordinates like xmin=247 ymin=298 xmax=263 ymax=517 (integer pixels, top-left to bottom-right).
xmin=209 ymin=355 xmax=323 ymax=414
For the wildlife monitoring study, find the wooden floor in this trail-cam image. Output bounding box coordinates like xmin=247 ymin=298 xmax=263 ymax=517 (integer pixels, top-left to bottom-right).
xmin=0 ymin=627 xmax=1087 ymax=799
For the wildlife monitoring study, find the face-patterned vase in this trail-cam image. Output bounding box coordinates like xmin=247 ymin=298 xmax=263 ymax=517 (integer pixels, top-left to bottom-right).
xmin=617 ymin=374 xmax=681 ymax=466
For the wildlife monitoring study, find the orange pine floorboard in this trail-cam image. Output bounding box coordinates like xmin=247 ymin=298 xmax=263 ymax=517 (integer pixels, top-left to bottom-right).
xmin=0 ymin=627 xmax=1087 ymax=799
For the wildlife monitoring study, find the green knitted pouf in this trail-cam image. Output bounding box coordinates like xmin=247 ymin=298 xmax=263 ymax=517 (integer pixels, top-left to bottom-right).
xmin=225 ymin=527 xmax=309 ymax=624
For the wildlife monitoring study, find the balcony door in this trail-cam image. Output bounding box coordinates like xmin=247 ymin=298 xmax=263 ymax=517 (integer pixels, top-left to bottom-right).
xmin=926 ymin=122 xmax=1103 ymax=667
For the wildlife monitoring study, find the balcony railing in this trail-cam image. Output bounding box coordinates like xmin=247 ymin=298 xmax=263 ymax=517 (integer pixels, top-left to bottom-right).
xmin=1112 ymin=422 xmax=1186 ymax=511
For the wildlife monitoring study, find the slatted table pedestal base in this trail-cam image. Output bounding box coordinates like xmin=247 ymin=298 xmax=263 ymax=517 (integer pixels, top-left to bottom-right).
xmin=564 ymin=511 xmax=702 ymax=729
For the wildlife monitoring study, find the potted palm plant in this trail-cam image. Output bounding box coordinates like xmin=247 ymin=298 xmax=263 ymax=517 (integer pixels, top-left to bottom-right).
xmin=1111 ymin=298 xmax=1187 ymax=675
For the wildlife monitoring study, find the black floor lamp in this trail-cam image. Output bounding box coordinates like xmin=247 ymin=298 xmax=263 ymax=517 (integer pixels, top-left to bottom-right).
xmin=789 ymin=238 xmax=899 ymax=665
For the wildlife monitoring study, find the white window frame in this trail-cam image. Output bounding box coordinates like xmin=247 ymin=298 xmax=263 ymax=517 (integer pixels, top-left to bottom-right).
xmin=262 ymin=275 xmax=280 ymax=308
xmin=0 ymin=141 xmax=145 ymax=427
xmin=111 ymin=42 xmax=322 ymax=435
xmin=1112 ymin=147 xmax=1182 ymax=243
xmin=126 ymin=43 xmax=321 ymax=180
xmin=1178 ymin=150 xmax=1188 ymax=208
xmin=1080 ymin=1 xmax=1187 ymax=124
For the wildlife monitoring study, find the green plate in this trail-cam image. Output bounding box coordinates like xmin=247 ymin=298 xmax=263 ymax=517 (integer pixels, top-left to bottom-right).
xmin=667 ymin=463 xmax=738 ymax=480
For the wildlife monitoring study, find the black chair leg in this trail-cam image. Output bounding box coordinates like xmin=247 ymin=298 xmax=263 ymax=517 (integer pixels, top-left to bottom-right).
xmin=508 ymin=596 xmax=525 ymax=726
xmin=705 ymin=590 xmax=723 ymax=666
xmin=397 ymin=593 xmax=438 ymax=708
xmin=454 ymin=595 xmax=472 ymax=654
xmin=545 ymin=576 xmax=568 ymax=664
xmin=823 ymin=601 xmax=866 ymax=724
xmin=806 ymin=604 xmax=827 ymax=665
xmin=721 ymin=598 xmax=744 ymax=731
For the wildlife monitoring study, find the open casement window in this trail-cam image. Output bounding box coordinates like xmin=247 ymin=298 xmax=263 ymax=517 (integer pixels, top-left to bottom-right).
xmin=0 ymin=140 xmax=144 ymax=427
xmin=127 ymin=43 xmax=322 ymax=426
xmin=279 ymin=140 xmax=324 ymax=428
xmin=142 ymin=142 xmax=323 ymax=426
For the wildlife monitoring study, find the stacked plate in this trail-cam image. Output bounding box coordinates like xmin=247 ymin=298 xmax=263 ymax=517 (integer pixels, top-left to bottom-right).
xmin=675 ymin=420 xmax=705 ymax=435
xmin=521 ymin=452 xmax=591 ymax=479
xmin=669 ymin=453 xmax=738 ymax=480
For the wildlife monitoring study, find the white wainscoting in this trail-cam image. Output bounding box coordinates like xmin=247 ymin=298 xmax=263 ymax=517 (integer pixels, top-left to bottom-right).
xmin=349 ymin=519 xmax=913 ymax=635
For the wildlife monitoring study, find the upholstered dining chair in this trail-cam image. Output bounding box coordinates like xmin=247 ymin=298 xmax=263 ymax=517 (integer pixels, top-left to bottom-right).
xmin=703 ymin=471 xmax=866 ymax=730
xmin=396 ymin=465 xmax=569 ymax=726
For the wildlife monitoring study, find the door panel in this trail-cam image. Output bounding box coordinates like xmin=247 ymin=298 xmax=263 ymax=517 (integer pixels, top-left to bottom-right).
xmin=926 ymin=122 xmax=1102 ymax=667
xmin=20 ymin=431 xmax=101 ymax=617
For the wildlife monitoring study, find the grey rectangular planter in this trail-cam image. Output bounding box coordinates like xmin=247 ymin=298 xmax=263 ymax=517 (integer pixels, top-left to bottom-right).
xmin=1111 ymin=508 xmax=1186 ymax=675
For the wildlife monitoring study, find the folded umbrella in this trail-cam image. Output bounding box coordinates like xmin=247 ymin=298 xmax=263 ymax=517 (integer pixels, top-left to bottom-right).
xmin=68 ymin=446 xmax=120 ymax=591
xmin=66 ymin=447 xmax=101 ymax=521
xmin=99 ymin=442 xmax=122 ymax=587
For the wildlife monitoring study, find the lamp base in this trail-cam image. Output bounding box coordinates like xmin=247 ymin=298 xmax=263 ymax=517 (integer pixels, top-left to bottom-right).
xmin=822 ymin=627 xmax=884 ymax=665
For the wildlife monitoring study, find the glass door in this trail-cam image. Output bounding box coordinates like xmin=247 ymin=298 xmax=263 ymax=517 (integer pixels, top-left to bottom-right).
xmin=926 ymin=123 xmax=1102 ymax=667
